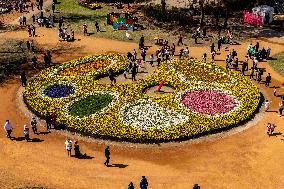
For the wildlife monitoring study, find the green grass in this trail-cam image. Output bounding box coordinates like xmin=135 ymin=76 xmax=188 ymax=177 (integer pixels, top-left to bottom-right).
xmin=54 ymin=0 xmax=191 ymax=44
xmin=268 ymin=52 xmax=284 ymax=78
xmin=69 ymin=94 xmax=113 ymax=117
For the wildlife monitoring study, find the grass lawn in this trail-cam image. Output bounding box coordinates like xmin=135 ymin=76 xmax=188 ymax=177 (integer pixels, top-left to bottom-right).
xmin=69 ymin=94 xmax=113 ymax=117
xmin=54 ymin=0 xmax=197 ymax=45
xmin=268 ymin=52 xmax=284 ymax=78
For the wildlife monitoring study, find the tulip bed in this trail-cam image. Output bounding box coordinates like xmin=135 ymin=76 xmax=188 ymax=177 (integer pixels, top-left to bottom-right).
xmin=23 ymin=53 xmax=261 ymax=143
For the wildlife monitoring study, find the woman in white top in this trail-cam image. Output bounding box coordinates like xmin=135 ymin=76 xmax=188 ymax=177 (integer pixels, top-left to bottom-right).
xmin=65 ymin=139 xmax=73 ymax=157
xmin=264 ymin=100 xmax=271 ymax=112
xmin=4 ymin=120 xmax=13 ymax=138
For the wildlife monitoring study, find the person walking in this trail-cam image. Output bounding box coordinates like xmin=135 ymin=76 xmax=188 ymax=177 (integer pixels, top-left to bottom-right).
xmin=31 ymin=117 xmax=38 ymax=134
xmin=177 ymin=34 xmax=183 ymax=46
xmin=65 ymin=139 xmax=73 ymax=157
xmin=128 ymin=182 xmax=134 ymax=189
xmin=104 ymin=146 xmax=110 ymax=166
xmin=4 ymin=120 xmax=13 ymax=139
xmin=140 ymin=176 xmax=148 ymax=189
xmin=141 ymin=48 xmax=146 ymax=62
xmin=265 ymin=73 xmax=271 ymax=87
xmin=20 ymin=71 xmax=27 ymax=87
xmin=24 ymin=125 xmax=30 ymax=141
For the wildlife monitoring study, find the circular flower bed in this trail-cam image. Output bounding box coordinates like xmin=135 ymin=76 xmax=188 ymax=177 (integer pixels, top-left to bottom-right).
xmin=23 ymin=53 xmax=261 ymax=143
xmin=181 ymin=89 xmax=239 ymax=116
xmin=43 ymin=84 xmax=75 ymax=98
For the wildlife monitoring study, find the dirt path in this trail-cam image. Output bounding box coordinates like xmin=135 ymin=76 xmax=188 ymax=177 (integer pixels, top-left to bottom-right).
xmin=0 ymin=25 xmax=284 ymax=189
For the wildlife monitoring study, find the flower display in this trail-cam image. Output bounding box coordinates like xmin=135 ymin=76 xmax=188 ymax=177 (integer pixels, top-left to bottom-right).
xmin=119 ymin=99 xmax=189 ymax=129
xmin=44 ymin=84 xmax=75 ymax=98
xmin=23 ymin=53 xmax=261 ymax=143
xmin=181 ymin=89 xmax=239 ymax=116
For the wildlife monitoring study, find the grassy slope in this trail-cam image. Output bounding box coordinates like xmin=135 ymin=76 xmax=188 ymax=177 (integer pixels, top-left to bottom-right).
xmin=268 ymin=52 xmax=284 ymax=78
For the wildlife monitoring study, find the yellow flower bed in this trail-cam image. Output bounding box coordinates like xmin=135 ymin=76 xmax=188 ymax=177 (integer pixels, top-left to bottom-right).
xmin=23 ymin=54 xmax=261 ymax=143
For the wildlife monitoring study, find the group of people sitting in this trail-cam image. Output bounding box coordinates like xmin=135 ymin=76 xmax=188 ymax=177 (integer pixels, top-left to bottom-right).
xmin=58 ymin=28 xmax=75 ymax=41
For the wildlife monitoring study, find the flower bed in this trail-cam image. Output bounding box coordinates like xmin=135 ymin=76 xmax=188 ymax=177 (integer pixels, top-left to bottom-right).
xmin=23 ymin=54 xmax=261 ymax=143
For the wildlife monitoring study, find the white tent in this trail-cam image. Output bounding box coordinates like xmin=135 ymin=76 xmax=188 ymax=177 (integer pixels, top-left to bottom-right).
xmin=252 ymin=5 xmax=274 ymax=24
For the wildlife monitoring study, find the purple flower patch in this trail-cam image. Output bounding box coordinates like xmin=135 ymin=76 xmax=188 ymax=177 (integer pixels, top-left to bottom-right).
xmin=44 ymin=84 xmax=75 ymax=98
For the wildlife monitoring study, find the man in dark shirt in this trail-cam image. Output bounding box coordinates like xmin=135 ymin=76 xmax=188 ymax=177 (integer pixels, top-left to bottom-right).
xmin=265 ymin=73 xmax=271 ymax=87
xmin=104 ymin=146 xmax=110 ymax=166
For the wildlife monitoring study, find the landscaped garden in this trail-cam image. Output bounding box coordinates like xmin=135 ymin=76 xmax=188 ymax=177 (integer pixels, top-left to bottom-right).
xmin=23 ymin=54 xmax=261 ymax=143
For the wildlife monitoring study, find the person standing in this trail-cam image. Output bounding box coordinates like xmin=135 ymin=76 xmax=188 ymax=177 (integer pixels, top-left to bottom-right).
xmin=184 ymin=47 xmax=189 ymax=58
xmin=43 ymin=52 xmax=50 ymax=67
xmin=149 ymin=54 xmax=154 ymax=67
xmin=133 ymin=49 xmax=137 ymax=60
xmin=141 ymin=48 xmax=146 ymax=62
xmin=109 ymin=69 xmax=116 ymax=85
xmin=131 ymin=63 xmax=138 ymax=81
xmin=4 ymin=120 xmax=13 ymax=139
xmin=82 ymin=24 xmax=88 ymax=36
xmin=24 ymin=125 xmax=30 ymax=141
xmin=279 ymin=101 xmax=284 ymax=117
xmin=193 ymin=184 xmax=201 ymax=189
xmin=265 ymin=73 xmax=271 ymax=87
xmin=249 ymin=67 xmax=254 ymax=80
xmin=31 ymin=117 xmax=38 ymax=134
xmin=45 ymin=112 xmax=52 ymax=130
xmin=95 ymin=22 xmax=100 ymax=32
xmin=104 ymin=146 xmax=110 ymax=166
xmin=210 ymin=43 xmax=215 ymax=53
xmin=273 ymin=86 xmax=277 ymax=96
xmin=20 ymin=71 xmax=27 ymax=87
xmin=31 ymin=53 xmax=37 ymax=69
xmin=217 ymin=37 xmax=222 ymax=51
xmin=128 ymin=182 xmax=134 ymax=189
xmin=31 ymin=2 xmax=34 ymax=11
xmin=140 ymin=176 xmax=148 ymax=189
xmin=52 ymin=2 xmax=55 ymax=13
xmin=265 ymin=100 xmax=271 ymax=112
xmin=266 ymin=47 xmax=271 ymax=60
xmin=171 ymin=43 xmax=175 ymax=56
xmin=65 ymin=139 xmax=73 ymax=157
xmin=74 ymin=141 xmax=81 ymax=158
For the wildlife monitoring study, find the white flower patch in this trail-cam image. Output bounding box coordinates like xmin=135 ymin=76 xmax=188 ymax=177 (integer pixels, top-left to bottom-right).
xmin=62 ymin=91 xmax=119 ymax=120
xmin=168 ymin=59 xmax=237 ymax=86
xmin=118 ymin=99 xmax=189 ymax=130
xmin=175 ymin=86 xmax=242 ymax=117
xmin=38 ymin=81 xmax=78 ymax=100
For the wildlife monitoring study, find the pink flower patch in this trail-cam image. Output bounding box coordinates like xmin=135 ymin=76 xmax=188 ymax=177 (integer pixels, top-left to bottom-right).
xmin=181 ymin=90 xmax=238 ymax=116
